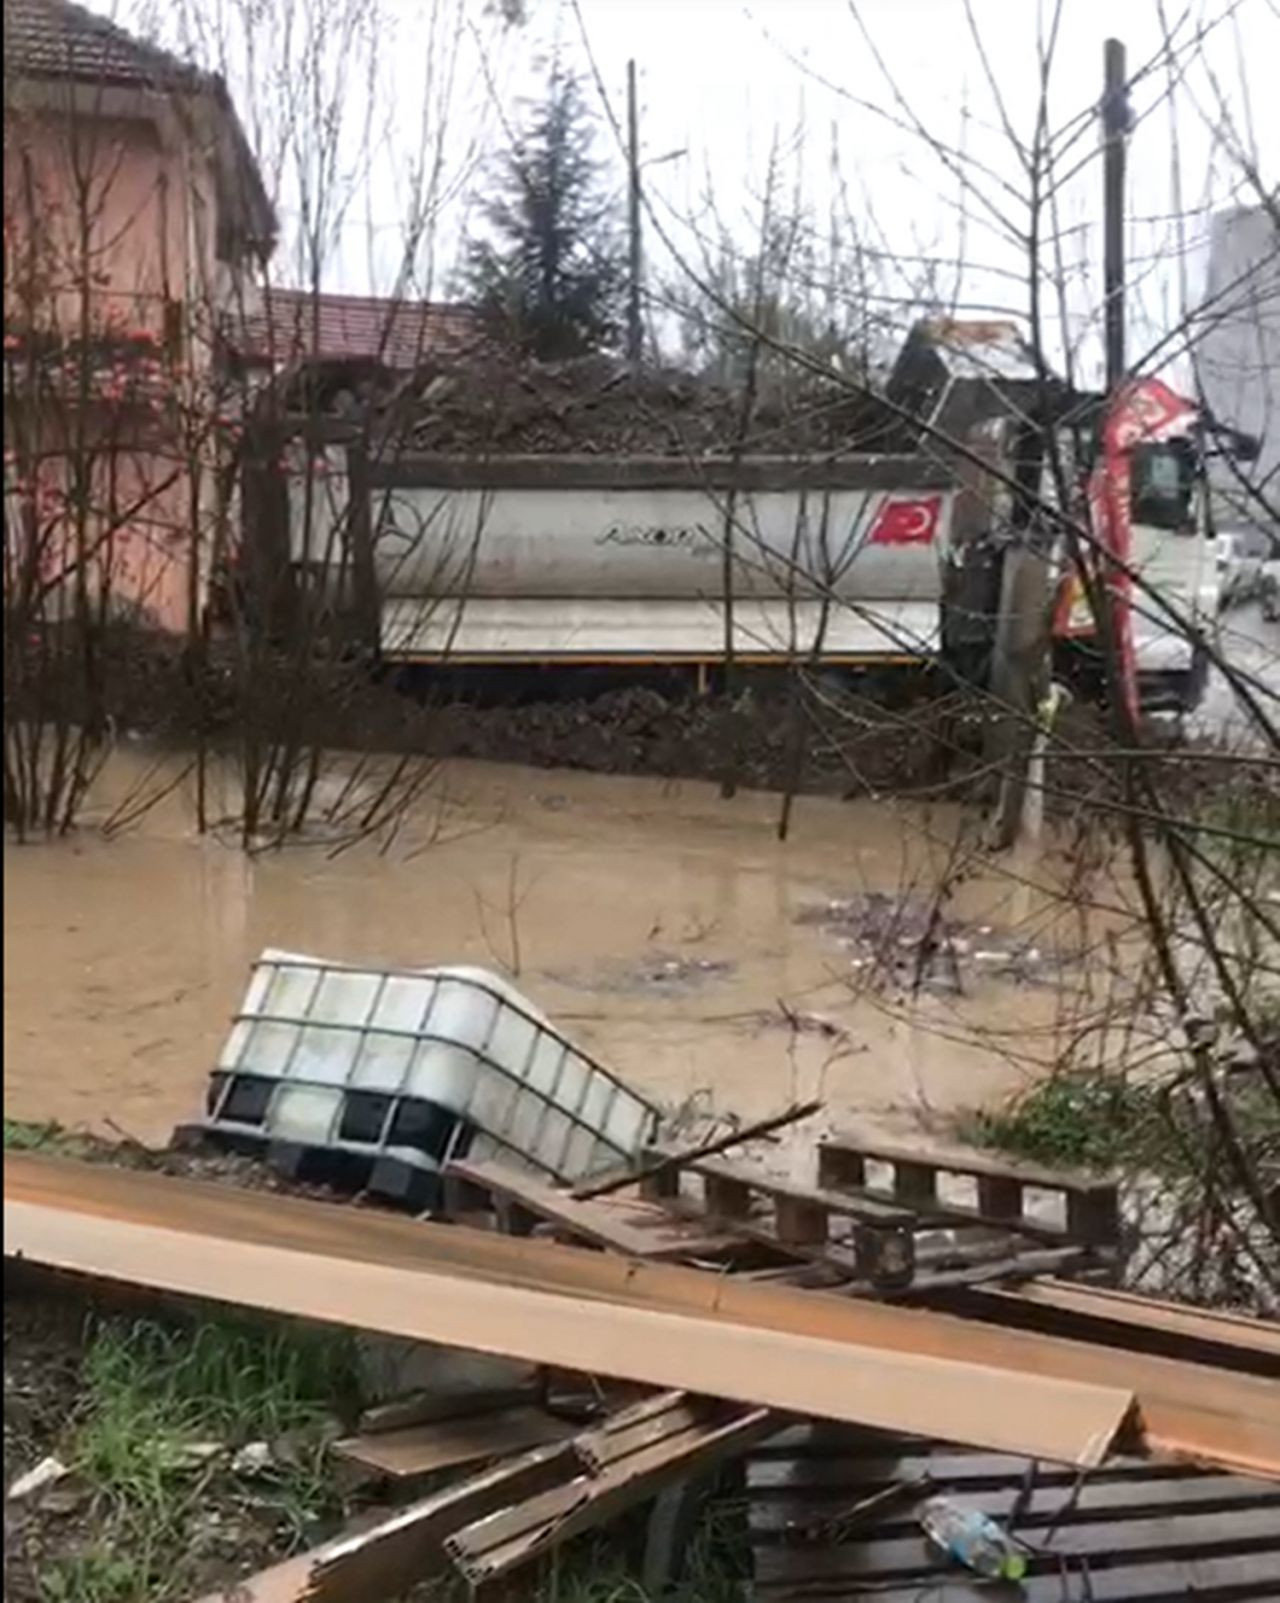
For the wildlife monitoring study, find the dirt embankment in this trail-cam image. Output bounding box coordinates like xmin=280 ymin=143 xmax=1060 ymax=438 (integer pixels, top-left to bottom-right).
xmin=91 ymin=632 xmax=971 ymax=798
xmin=21 ymin=623 xmax=1268 ymax=816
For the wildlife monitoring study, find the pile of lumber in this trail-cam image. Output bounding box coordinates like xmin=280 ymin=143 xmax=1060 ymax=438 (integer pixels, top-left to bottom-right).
xmin=6 ymin=1127 xmax=1278 ymax=1602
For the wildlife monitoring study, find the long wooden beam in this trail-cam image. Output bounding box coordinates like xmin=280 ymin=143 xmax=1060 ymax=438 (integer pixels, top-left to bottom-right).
xmin=5 ymin=1195 xmax=1129 ymax=1464
xmin=8 ymin=1155 xmax=1279 ymax=1476
xmin=6 ymin=1156 xmax=1129 ymax=1468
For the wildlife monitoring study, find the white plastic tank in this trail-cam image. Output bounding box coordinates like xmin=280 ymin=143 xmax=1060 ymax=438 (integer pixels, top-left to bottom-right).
xmin=209 ymin=950 xmax=659 ymax=1181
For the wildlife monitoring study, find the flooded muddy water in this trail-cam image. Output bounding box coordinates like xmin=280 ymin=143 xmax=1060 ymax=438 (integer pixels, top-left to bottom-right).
xmin=4 ymin=751 xmax=1106 ymax=1145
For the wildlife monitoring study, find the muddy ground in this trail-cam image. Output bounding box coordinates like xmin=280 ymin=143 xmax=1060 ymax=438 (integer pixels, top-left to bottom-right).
xmin=82 ymin=628 xmax=971 ymax=800
xmin=33 ymin=622 xmax=1268 ymax=817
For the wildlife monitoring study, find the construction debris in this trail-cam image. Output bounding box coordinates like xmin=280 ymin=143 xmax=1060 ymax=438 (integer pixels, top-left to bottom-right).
xmin=443 ymin=1392 xmax=773 ymax=1585
xmin=748 ymin=1423 xmax=1280 ymax=1600
xmin=443 ymin=1156 xmax=748 ymax=1261
xmin=332 ymin=1405 xmax=579 ymax=1481
xmin=638 ymin=1139 xmax=1109 ymax=1291
xmin=8 ymin=1032 xmax=1280 ymax=1603
xmin=817 ymin=1125 xmax=1123 ymax=1245
xmin=390 ymin=352 xmax=906 ymax=458
xmin=192 ymin=1392 xmax=769 ymax=1602
xmin=194 ymin=1438 xmax=580 ymax=1603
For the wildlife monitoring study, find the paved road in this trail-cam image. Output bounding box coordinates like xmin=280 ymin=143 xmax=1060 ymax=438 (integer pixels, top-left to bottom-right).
xmin=1195 ymin=601 xmax=1280 ymax=743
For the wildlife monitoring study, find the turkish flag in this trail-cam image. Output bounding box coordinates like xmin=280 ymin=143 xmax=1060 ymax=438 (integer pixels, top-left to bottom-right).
xmin=869 ymin=495 xmax=942 ymax=546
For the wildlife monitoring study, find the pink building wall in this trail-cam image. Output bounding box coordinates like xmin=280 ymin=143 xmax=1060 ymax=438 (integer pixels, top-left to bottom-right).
xmin=4 ymin=95 xmax=236 ymax=634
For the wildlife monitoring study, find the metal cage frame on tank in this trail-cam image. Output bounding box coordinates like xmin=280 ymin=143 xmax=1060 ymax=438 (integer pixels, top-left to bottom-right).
xmin=188 ymin=951 xmax=661 ymax=1211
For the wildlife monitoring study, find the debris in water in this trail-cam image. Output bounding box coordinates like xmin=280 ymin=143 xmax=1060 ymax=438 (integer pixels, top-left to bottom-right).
xmin=547 ymin=952 xmax=735 ymax=995
xmin=798 ymin=891 xmax=1067 ymax=994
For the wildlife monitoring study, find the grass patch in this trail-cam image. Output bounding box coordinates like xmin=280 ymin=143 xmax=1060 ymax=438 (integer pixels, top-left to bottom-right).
xmin=3 ymin=1118 xmax=86 ymax=1154
xmin=960 ymin=1071 xmax=1165 ymax=1171
xmin=962 ymin=1066 xmax=1279 ymax=1181
xmin=38 ymin=1315 xmax=360 ymax=1603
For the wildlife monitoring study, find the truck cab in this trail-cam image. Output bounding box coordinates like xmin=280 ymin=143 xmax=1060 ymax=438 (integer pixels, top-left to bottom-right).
xmin=1052 ymin=382 xmax=1254 ymax=714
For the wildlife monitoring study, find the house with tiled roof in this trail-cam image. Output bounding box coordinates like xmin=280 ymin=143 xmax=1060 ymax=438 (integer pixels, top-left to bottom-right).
xmin=233 ymin=288 xmax=482 ymax=378
xmin=3 ymin=0 xmax=275 ymax=632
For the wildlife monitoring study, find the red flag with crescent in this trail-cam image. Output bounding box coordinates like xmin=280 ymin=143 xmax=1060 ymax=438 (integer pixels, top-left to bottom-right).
xmin=869 ymin=495 xmax=943 ymax=546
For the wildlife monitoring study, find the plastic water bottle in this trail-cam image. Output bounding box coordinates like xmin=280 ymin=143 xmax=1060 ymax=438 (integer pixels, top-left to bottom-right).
xmin=920 ymin=1494 xmax=1028 ymax=1582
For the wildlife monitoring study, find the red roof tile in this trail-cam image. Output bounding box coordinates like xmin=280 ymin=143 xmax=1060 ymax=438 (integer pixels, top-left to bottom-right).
xmin=233 ymin=288 xmax=484 ymax=371
xmin=4 ymin=0 xmax=200 ymax=88
xmin=4 ymin=0 xmax=276 ymax=256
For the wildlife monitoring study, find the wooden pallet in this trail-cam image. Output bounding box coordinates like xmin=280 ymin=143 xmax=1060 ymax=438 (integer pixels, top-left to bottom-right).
xmin=441 ymin=1157 xmax=753 ymax=1263
xmin=640 ymin=1146 xmax=1107 ymax=1292
xmin=817 ymin=1127 xmax=1122 ymax=1247
xmin=747 ymin=1422 xmax=1280 ymax=1601
xmin=640 ymin=1150 xmax=921 ymax=1287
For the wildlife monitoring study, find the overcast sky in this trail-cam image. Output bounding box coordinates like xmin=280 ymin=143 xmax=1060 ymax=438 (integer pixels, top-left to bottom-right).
xmin=113 ymin=0 xmax=1279 ymax=383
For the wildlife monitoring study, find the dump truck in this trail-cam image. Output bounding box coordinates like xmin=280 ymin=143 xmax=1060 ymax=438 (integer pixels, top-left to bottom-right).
xmin=255 ymin=322 xmax=1254 ymax=714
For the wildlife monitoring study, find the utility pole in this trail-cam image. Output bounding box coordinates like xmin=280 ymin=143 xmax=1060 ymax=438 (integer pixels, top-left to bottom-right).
xmin=1102 ymin=37 xmax=1129 ymax=390
xmin=626 ymin=58 xmax=642 ymax=373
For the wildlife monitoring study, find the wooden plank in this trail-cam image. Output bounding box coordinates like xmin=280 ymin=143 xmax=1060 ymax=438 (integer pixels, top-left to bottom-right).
xmin=4 ymin=1181 xmax=1137 ymax=1468
xmin=681 ymin=1152 xmax=916 ymax=1227
xmin=819 ymin=1130 xmax=1121 ymax=1244
xmin=820 ymin=1129 xmax=1120 ymax=1194
xmin=726 ymin=1219 xmax=1086 ymax=1295
xmin=15 ymin=1155 xmax=1279 ymax=1478
xmin=720 ymin=1214 xmax=917 ymax=1291
xmin=574 ymin=1391 xmax=711 ymax=1472
xmin=900 ymin=1245 xmax=1097 ymax=1293
xmin=357 ymin=1385 xmax=536 ymax=1437
xmin=444 ymin=1159 xmax=740 ymax=1261
xmin=332 ymin=1407 xmax=579 ymax=1479
xmin=817 ymin=1178 xmax=1103 ymax=1245
xmin=753 ymin=1551 xmax=1280 ymax=1602
xmin=978 ymin=1280 xmax=1280 ymax=1372
xmin=193 ymin=1440 xmax=577 ymax=1603
xmin=446 ymin=1407 xmax=776 ymax=1584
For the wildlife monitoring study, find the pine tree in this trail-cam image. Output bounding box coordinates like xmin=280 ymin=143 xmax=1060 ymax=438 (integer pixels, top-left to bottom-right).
xmin=462 ymin=67 xmax=624 ymax=360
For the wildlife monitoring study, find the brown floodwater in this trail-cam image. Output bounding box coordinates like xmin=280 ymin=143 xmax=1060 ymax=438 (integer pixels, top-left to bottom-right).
xmin=4 ymin=749 xmax=1104 ymax=1145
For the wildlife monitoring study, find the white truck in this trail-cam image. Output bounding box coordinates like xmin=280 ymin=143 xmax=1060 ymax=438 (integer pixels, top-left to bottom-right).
xmin=259 ymin=325 xmax=1251 ymax=713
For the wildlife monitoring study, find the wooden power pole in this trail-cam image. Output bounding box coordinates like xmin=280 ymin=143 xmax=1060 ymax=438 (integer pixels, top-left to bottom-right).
xmin=1102 ymin=38 xmax=1129 ymax=391
xmin=626 ymin=59 xmax=642 ymax=373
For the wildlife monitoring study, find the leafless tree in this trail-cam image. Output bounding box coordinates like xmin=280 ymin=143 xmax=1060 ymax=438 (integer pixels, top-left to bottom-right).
xmin=574 ymin=0 xmax=1278 ymax=1305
